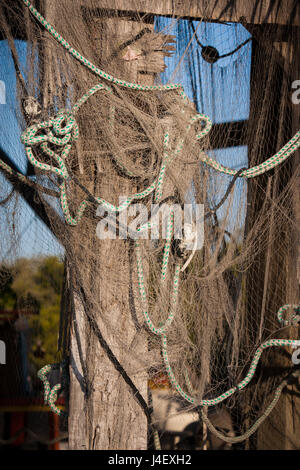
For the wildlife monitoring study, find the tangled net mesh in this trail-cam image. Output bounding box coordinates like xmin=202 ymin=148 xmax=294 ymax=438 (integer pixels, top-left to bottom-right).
xmin=0 ymin=0 xmax=299 ymax=450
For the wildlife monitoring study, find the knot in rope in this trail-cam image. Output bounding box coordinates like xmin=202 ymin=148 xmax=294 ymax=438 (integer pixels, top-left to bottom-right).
xmin=21 ymin=110 xmax=79 ymax=179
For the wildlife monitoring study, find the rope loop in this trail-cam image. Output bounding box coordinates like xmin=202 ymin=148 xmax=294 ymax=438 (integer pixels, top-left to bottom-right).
xmin=20 ymin=109 xmax=79 ymax=180
xmin=277 ymin=304 xmax=300 ymax=326
xmin=53 ymin=111 xmax=76 ymax=136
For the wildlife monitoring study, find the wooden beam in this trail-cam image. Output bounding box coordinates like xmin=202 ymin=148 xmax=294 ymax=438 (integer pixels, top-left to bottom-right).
xmin=208 ymin=120 xmax=248 ymax=150
xmin=0 ymin=147 xmax=64 ymax=243
xmin=244 ymin=23 xmax=300 ymax=42
xmin=86 ymin=0 xmax=300 ymax=26
xmin=2 ymin=0 xmax=299 ymax=42
xmin=67 ymin=8 xmax=170 ymax=450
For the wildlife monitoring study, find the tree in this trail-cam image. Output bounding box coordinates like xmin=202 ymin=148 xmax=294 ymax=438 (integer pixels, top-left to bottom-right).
xmin=0 ymin=256 xmax=64 ymax=371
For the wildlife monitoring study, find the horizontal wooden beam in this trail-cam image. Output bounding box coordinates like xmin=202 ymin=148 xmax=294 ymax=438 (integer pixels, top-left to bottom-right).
xmin=2 ymin=1 xmax=299 ymax=42
xmin=0 ymin=146 xmax=63 ymax=242
xmin=91 ymin=0 xmax=300 ymax=26
xmin=208 ymin=120 xmax=248 ymax=150
xmin=244 ymin=23 xmax=300 ymax=42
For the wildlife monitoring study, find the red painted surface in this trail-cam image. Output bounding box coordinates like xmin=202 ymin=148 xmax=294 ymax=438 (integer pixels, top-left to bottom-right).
xmin=10 ymin=412 xmax=25 ymax=447
xmin=48 ymin=412 xmax=60 ymax=450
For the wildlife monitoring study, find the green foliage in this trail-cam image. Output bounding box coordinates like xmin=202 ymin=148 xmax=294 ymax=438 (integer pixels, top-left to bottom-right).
xmin=0 ymin=266 xmax=17 ymax=310
xmin=0 ymin=256 xmax=64 ymax=371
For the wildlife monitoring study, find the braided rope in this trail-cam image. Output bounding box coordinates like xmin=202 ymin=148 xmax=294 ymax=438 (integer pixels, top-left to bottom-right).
xmin=136 ymin=211 xmax=300 ymax=407
xmin=153 ymin=429 xmax=162 ymax=450
xmin=0 ymin=428 xmax=68 ymax=446
xmin=183 ymin=366 xmax=295 ymax=445
xmin=0 ymin=159 xmax=28 ymax=184
xmin=200 ymin=379 xmax=287 ymax=444
xmin=37 ymin=363 xmax=67 ymax=417
xmin=200 ymin=368 xmax=300 ymax=444
xmin=22 ymin=1 xmax=186 ymax=95
xmin=160 ymin=323 xmax=300 ymax=407
xmin=201 ymin=131 xmax=300 ymax=178
xmin=277 ymin=303 xmax=300 ymax=327
xmin=19 ymin=81 xmax=212 ymax=226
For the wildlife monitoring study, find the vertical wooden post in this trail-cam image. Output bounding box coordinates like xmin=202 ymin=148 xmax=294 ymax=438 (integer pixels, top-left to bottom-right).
xmin=244 ymin=25 xmax=300 ymax=450
xmin=67 ymin=5 xmax=173 ymax=450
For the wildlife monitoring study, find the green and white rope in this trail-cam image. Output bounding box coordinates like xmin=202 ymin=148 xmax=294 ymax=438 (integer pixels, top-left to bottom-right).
xmin=37 ymin=363 xmax=67 ymax=417
xmin=158 ymin=303 xmax=300 ymax=407
xmin=183 ymin=363 xmax=296 ymax=444
xmin=20 ymin=82 xmax=212 ymax=226
xmin=136 ymin=242 xmax=180 ymax=336
xmin=22 ymin=0 xmax=186 ymax=95
xmin=0 ymin=159 xmax=28 ymax=184
xmin=136 ymin=214 xmax=300 ymax=407
xmin=154 ymin=132 xmax=169 ymax=204
xmin=277 ymin=303 xmax=300 ymax=327
xmin=200 ymin=377 xmax=289 ymax=444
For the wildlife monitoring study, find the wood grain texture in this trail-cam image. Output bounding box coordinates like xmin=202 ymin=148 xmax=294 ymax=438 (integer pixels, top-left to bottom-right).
xmin=67 ymin=9 xmax=174 ymax=450
xmin=86 ymin=0 xmax=300 ymax=25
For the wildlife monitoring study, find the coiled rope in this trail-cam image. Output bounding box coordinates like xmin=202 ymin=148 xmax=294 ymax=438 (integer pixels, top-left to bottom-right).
xmin=20 ymin=96 xmax=212 ymax=226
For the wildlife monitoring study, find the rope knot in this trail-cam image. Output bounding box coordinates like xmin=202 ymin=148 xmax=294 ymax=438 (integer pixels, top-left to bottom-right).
xmin=21 ymin=110 xmax=79 ymax=179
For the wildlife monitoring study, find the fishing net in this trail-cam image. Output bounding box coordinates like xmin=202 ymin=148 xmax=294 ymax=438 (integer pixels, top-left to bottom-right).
xmin=0 ymin=0 xmax=299 ymax=450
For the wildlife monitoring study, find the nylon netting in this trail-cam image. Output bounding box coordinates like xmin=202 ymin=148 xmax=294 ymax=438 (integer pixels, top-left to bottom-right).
xmin=0 ymin=0 xmax=299 ymax=450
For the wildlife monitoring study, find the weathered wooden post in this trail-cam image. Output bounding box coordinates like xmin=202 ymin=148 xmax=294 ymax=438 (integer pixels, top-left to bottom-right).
xmin=66 ymin=2 xmax=174 ymax=450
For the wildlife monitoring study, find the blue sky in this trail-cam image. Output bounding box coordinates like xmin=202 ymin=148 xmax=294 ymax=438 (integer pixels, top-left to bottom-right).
xmin=0 ymin=40 xmax=63 ymax=261
xmin=0 ymin=20 xmax=251 ymax=260
xmin=154 ymin=18 xmax=251 ymax=235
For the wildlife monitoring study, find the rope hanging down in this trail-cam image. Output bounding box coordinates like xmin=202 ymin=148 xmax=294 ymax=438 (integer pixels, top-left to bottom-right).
xmin=37 ymin=362 xmax=68 ymax=417
xmin=136 ymin=209 xmax=300 ymax=407
xmin=20 ymin=0 xmax=300 ymax=444
xmin=188 ymin=369 xmax=300 ymax=444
